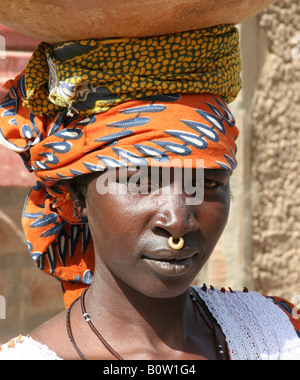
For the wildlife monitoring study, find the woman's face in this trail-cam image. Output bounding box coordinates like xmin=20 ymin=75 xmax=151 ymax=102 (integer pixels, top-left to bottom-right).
xmin=85 ymin=166 xmax=231 ymax=298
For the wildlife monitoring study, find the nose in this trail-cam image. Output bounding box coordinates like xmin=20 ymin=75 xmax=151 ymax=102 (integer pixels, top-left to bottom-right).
xmin=150 ymin=193 xmax=200 ymax=239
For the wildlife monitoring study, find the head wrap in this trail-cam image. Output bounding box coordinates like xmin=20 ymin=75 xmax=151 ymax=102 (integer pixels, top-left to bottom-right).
xmin=0 ymin=25 xmax=241 ymax=307
xmin=23 ymin=25 xmax=241 ymax=117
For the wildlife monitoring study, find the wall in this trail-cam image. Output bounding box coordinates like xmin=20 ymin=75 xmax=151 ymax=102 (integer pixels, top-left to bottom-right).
xmin=251 ymin=0 xmax=300 ymax=300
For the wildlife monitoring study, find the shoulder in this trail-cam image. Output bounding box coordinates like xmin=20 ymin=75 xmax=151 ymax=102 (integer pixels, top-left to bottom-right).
xmin=192 ymin=286 xmax=300 ymax=360
xmin=0 ymin=309 xmax=77 ymax=360
xmin=0 ymin=335 xmax=62 ymax=360
xmin=29 ymin=309 xmax=79 ymax=360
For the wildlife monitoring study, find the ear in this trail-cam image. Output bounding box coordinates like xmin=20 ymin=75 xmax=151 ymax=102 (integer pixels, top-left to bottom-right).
xmin=66 ymin=172 xmax=101 ymax=218
xmin=66 ymin=177 xmax=87 ymax=217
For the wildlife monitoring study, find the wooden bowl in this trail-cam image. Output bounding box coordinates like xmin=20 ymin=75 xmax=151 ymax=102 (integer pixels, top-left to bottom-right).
xmin=0 ymin=0 xmax=275 ymax=43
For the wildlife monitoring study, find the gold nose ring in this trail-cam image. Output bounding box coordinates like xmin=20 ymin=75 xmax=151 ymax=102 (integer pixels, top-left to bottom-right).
xmin=168 ymin=236 xmax=184 ymax=251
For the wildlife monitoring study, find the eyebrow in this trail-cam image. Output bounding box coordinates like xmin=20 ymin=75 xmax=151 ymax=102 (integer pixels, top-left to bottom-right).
xmin=204 ymin=169 xmax=231 ymax=177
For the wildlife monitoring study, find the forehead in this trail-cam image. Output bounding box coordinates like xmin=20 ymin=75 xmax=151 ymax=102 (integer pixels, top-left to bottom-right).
xmin=79 ymin=167 xmax=231 ymax=189
xmin=111 ymin=166 xmax=230 ymax=176
xmin=85 ymin=166 xmax=231 ymax=208
xmin=92 ymin=166 xmax=231 ymax=190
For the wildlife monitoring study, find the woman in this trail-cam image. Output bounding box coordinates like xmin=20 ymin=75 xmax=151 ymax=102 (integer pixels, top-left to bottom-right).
xmin=0 ymin=23 xmax=299 ymax=359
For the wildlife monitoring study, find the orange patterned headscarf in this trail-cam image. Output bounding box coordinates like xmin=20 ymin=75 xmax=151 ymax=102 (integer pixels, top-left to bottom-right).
xmin=0 ymin=26 xmax=240 ymax=307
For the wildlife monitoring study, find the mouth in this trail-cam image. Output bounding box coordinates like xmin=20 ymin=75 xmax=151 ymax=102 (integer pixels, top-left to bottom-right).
xmin=141 ymin=251 xmax=198 ymax=276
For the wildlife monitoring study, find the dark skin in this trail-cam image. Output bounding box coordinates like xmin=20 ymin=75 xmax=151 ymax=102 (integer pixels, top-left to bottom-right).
xmin=30 ymin=167 xmax=231 ymax=360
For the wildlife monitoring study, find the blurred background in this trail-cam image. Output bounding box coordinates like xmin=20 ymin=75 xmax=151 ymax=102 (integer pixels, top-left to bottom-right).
xmin=0 ymin=0 xmax=299 ymax=342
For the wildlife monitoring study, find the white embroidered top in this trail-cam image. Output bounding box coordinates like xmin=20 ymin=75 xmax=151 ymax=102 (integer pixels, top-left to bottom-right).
xmin=1 ymin=289 xmax=299 ymax=360
xmin=195 ymin=288 xmax=300 ymax=360
xmin=0 ymin=336 xmax=61 ymax=360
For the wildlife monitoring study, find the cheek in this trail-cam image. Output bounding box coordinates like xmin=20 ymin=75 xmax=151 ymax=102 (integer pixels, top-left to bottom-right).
xmin=87 ymin=198 xmax=123 ymax=248
xmin=86 ymin=197 xmax=151 ymax=291
xmin=86 ymin=192 xmax=146 ymax=263
xmin=198 ymin=197 xmax=230 ymax=243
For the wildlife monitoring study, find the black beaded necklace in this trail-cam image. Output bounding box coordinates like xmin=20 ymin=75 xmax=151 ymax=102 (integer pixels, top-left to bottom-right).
xmin=66 ymin=287 xmax=227 ymax=360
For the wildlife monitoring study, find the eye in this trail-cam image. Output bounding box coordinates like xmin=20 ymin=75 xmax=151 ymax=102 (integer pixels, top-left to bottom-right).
xmin=135 ymin=175 xmax=150 ymax=187
xmin=126 ymin=167 xmax=157 ymax=193
xmin=190 ymin=177 xmax=220 ymax=189
xmin=203 ymin=179 xmax=221 ymax=189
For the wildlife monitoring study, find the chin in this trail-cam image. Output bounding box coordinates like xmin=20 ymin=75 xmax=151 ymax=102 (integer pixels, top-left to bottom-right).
xmin=135 ymin=275 xmax=198 ymax=299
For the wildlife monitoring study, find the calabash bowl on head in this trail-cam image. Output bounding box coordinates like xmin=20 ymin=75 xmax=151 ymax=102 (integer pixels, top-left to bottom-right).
xmin=0 ymin=0 xmax=276 ymax=43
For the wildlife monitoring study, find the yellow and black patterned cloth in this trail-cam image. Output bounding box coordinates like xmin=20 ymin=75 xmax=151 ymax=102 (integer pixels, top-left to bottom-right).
xmin=23 ymin=24 xmax=241 ymax=117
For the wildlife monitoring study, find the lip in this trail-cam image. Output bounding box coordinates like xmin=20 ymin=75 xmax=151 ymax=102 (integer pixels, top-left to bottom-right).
xmin=141 ymin=250 xmax=198 ymax=277
xmin=142 ymin=249 xmax=197 ymax=262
